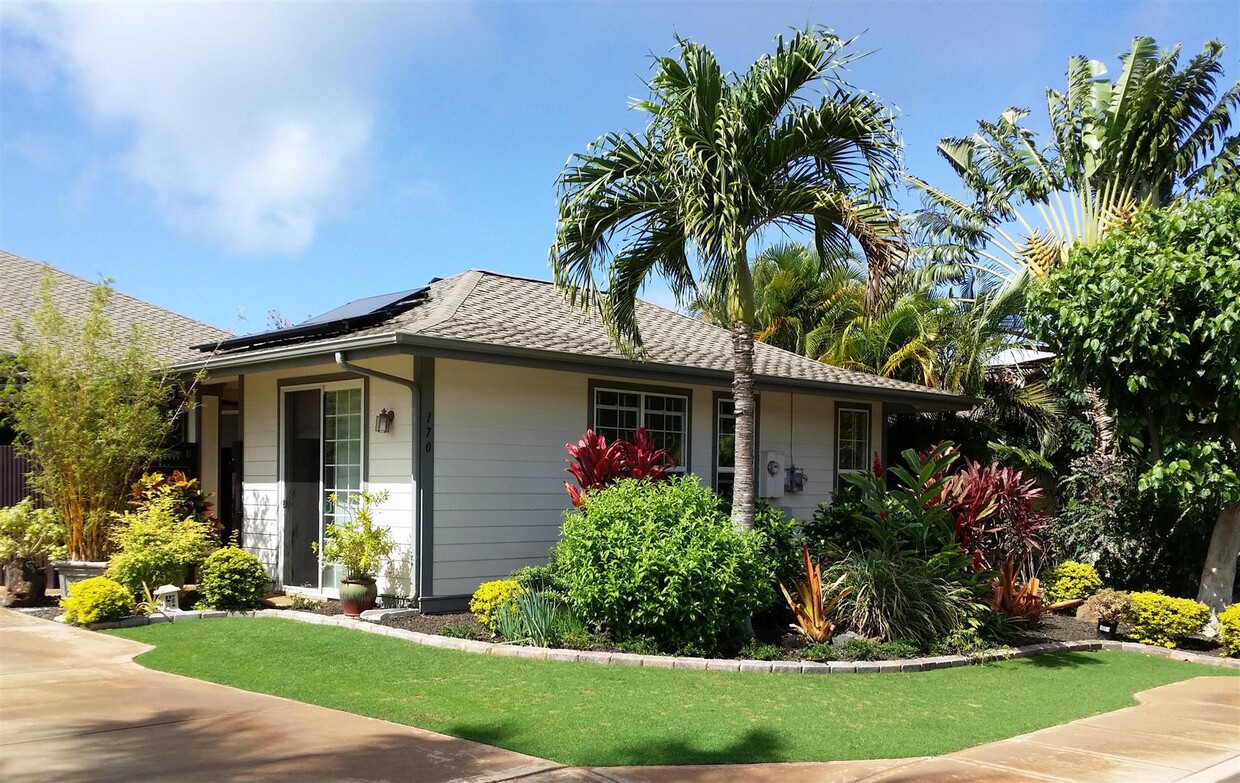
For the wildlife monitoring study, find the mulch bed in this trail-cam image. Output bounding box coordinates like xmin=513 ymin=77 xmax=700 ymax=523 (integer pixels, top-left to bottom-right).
xmin=378 ymin=611 xmax=491 ymax=640
xmin=1007 ymin=612 xmax=1099 ymax=646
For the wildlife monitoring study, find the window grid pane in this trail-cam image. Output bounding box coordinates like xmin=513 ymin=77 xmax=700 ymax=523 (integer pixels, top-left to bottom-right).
xmin=323 ymin=388 xmax=363 ymax=587
xmin=592 ymin=387 xmax=687 ymax=472
xmin=837 ymin=409 xmax=871 ymax=473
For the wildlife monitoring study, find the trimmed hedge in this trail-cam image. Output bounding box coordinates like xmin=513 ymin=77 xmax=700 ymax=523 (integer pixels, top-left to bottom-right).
xmin=61 ymin=576 xmax=133 ymax=626
xmin=1127 ymin=591 xmax=1210 ymax=648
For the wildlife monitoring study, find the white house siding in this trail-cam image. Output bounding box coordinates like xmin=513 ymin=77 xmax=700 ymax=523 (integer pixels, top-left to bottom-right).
xmin=429 ymin=358 xmax=874 ymax=597
xmin=239 ymin=356 xmax=416 ymax=595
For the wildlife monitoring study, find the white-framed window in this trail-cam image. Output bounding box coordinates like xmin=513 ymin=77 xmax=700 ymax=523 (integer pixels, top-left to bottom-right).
xmin=591 ymin=386 xmax=687 ymax=472
xmin=714 ymin=397 xmax=737 ymax=497
xmin=836 ymin=406 xmax=872 ymax=479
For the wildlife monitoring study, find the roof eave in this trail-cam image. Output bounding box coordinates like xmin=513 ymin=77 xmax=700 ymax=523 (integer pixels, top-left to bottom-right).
xmin=171 ymin=329 xmax=972 ymax=410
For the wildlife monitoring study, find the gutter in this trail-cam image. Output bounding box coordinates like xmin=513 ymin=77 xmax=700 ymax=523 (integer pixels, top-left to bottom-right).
xmin=333 ymin=351 xmax=425 ymax=606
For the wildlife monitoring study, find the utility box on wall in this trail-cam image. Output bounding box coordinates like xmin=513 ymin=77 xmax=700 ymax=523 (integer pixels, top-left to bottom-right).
xmin=760 ymin=451 xmax=785 ymax=498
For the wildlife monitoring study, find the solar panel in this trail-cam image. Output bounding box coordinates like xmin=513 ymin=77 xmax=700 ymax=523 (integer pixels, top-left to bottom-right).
xmin=299 ymin=288 xmax=424 ymax=326
xmin=199 ymin=285 xmax=429 ymax=353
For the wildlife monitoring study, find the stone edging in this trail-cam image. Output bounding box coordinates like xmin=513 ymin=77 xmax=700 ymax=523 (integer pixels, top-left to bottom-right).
xmin=107 ymin=608 xmax=1236 ymax=674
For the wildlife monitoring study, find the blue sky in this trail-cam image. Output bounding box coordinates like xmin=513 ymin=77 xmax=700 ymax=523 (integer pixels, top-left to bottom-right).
xmin=1 ymin=1 xmax=1235 ymax=332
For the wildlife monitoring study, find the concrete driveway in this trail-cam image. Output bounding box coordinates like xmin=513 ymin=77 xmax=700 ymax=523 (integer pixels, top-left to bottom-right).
xmin=2 ymin=609 xmax=1238 ymax=783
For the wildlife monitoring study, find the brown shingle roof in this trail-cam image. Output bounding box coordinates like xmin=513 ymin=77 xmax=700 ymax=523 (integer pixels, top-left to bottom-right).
xmin=0 ymin=249 xmax=230 ymax=365
xmin=208 ymin=269 xmax=964 ymax=404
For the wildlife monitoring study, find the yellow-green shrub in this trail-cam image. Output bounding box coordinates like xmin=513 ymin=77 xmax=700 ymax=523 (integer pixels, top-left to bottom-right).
xmin=1127 ymin=591 xmax=1210 ymax=648
xmin=1042 ymin=561 xmax=1103 ymax=604
xmin=1219 ymin=604 xmax=1240 ymax=657
xmin=470 ymin=579 xmax=523 ymax=631
xmin=61 ymin=576 xmax=133 ymax=625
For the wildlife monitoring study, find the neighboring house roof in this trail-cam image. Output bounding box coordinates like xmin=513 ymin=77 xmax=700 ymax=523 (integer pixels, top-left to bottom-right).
xmin=197 ymin=269 xmax=968 ymax=408
xmin=986 ymin=348 xmax=1054 ymax=368
xmin=0 ymin=249 xmax=230 ymax=365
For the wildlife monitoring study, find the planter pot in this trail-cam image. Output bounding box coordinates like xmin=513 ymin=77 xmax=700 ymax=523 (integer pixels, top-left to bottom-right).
xmin=3 ymin=559 xmax=48 ymax=607
xmin=52 ymin=560 xmax=109 ymax=599
xmin=339 ymin=577 xmax=378 ymax=617
xmin=1097 ymin=620 xmax=1118 ymax=640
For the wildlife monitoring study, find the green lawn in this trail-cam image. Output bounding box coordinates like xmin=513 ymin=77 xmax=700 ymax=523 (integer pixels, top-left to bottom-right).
xmin=111 ymin=619 xmax=1235 ymax=766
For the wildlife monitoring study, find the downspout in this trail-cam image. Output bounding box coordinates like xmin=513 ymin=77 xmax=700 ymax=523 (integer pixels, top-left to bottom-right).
xmin=334 ymin=351 xmax=422 ymax=605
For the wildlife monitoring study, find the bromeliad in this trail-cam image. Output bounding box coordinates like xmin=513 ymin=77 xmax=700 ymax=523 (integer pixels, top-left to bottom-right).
xmin=780 ymin=544 xmax=852 ymax=643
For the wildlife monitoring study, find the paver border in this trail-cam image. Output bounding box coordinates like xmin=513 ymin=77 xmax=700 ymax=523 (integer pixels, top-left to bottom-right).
xmin=81 ymin=607 xmax=1240 ymax=674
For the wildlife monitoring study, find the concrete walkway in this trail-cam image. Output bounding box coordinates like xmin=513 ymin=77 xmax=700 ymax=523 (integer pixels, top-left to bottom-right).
xmin=1 ymin=610 xmax=1237 ymax=783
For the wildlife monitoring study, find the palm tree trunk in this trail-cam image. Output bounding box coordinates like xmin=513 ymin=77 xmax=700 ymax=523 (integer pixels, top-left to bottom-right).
xmin=730 ymin=319 xmax=757 ymax=531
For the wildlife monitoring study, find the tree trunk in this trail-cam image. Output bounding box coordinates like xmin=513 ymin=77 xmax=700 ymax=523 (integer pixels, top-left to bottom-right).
xmin=730 ymin=320 xmax=757 ymax=531
xmin=1197 ymin=501 xmax=1240 ymax=613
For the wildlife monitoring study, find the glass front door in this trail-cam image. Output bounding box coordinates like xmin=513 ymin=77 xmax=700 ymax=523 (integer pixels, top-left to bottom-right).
xmin=281 ymin=384 xmax=364 ymax=594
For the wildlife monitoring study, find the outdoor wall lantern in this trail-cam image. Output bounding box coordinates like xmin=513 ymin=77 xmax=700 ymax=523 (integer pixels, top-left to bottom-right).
xmin=375 ymin=408 xmax=395 ymax=434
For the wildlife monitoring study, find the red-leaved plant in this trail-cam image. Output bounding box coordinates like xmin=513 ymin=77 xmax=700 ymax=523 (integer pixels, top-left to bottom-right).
xmin=564 ymin=428 xmax=671 ymax=507
xmin=942 ymin=458 xmax=1050 ymax=574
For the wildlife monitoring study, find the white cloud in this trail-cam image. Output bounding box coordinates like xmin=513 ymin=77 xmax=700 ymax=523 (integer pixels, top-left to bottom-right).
xmin=3 ymin=2 xmax=470 ymax=254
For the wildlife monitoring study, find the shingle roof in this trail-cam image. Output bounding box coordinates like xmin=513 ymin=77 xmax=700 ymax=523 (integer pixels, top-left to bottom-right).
xmin=0 ymin=249 xmax=230 ymax=365
xmin=208 ymin=269 xmax=964 ymax=405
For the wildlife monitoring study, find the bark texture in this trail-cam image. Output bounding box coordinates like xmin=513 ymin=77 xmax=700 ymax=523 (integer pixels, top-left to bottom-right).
xmin=1197 ymin=501 xmax=1240 ymax=613
xmin=730 ymin=320 xmax=757 ymax=531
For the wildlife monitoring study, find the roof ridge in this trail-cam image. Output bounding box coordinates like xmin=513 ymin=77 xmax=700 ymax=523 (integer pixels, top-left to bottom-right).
xmin=0 ymin=248 xmax=231 ymax=337
xmin=406 ymin=270 xmax=484 ymax=334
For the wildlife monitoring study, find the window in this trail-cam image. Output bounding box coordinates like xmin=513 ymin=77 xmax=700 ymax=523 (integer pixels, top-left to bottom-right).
xmin=836 ymin=406 xmax=871 ymax=479
xmin=592 ymin=386 xmax=687 ymax=471
xmin=714 ymin=397 xmax=736 ymax=497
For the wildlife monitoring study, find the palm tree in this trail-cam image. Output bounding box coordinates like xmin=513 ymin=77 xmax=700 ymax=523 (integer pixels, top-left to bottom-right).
xmin=551 ymin=29 xmax=903 ymax=529
xmin=910 ymin=36 xmax=1238 ymax=286
xmin=693 ymin=243 xmax=863 ymax=355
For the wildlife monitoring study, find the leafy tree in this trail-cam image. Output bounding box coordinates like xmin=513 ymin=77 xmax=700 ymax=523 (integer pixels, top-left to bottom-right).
xmin=912 ymin=36 xmax=1238 ymax=286
xmin=0 ymin=273 xmax=182 ymax=562
xmin=1032 ymin=189 xmax=1240 ymax=611
xmin=551 ymin=29 xmax=903 ymax=529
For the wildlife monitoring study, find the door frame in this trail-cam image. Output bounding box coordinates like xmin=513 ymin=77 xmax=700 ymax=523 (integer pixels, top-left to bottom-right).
xmin=278 ymin=378 xmax=367 ymax=598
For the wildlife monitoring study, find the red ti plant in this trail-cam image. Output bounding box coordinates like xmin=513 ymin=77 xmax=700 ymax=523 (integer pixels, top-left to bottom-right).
xmin=780 ymin=544 xmax=852 ymax=643
xmin=563 ymin=428 xmax=671 ymax=507
xmin=942 ymin=458 xmax=1050 ymax=573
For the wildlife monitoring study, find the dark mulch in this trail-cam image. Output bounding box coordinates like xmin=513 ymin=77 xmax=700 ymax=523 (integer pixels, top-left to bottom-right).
xmin=1007 ymin=612 xmax=1100 ymax=646
xmin=379 ymin=611 xmax=489 ymax=640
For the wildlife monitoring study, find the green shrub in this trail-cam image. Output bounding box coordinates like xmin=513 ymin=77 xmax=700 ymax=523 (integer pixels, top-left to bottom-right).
xmin=739 ymin=640 xmax=785 ymax=661
xmin=556 ymin=476 xmax=772 ymax=654
xmin=1217 ymin=604 xmax=1240 ymax=657
xmin=753 ymin=501 xmax=802 ymax=596
xmin=1127 ymin=591 xmax=1210 ymax=648
xmin=510 ymin=561 xmax=566 ymax=596
xmin=106 ymin=495 xmax=215 ymax=598
xmin=837 ymin=637 xmax=919 ymax=661
xmin=1042 ymin=561 xmax=1103 ymax=604
xmin=801 ymin=643 xmax=837 ymax=662
xmin=0 ymin=499 xmax=66 ymax=563
xmin=439 ymin=623 xmax=479 ymax=639
xmin=60 ymin=576 xmax=132 ymax=625
xmin=198 ymin=547 xmax=269 ymax=611
xmin=470 ymin=579 xmax=523 ymax=632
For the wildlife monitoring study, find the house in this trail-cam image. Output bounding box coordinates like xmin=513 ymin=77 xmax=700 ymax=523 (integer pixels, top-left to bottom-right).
xmin=184 ymin=269 xmax=969 ymax=610
xmin=0 ymin=250 xmax=231 ymax=508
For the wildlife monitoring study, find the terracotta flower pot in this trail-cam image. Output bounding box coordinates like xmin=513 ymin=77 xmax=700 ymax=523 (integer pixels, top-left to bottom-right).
xmin=339 ymin=577 xmax=378 ymax=617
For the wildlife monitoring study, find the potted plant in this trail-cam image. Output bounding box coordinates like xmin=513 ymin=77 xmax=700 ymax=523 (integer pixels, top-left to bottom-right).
xmin=316 ymin=490 xmax=394 ymax=617
xmin=0 ymin=499 xmax=66 ymax=607
xmin=1086 ymin=588 xmax=1132 ymax=640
